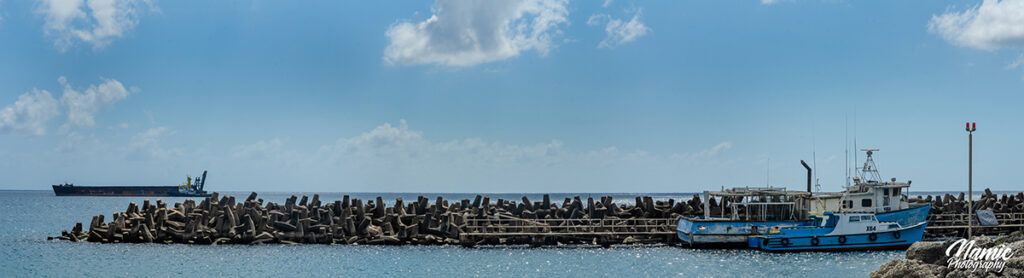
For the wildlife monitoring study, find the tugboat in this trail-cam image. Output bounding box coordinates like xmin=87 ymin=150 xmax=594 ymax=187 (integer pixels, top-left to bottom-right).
xmin=747 ymin=211 xmax=928 ymax=252
xmin=52 ymin=170 xmax=211 ymax=197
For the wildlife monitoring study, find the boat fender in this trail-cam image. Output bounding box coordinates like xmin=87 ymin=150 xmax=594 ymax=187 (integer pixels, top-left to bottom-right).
xmin=780 ymin=238 xmax=790 ymax=246
xmin=838 ymin=236 xmax=847 ymax=244
xmin=869 ymin=233 xmax=877 ymax=241
xmin=893 ymin=231 xmax=901 ymax=239
xmin=810 ymin=237 xmax=819 ymax=246
xmin=762 ymin=238 xmax=769 ymax=247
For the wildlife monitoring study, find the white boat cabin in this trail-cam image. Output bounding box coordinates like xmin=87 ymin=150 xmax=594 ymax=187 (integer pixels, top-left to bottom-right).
xmin=810 ymin=179 xmax=910 ymax=214
xmin=816 ymin=213 xmax=903 ymax=235
xmin=810 ymin=149 xmax=911 ymax=214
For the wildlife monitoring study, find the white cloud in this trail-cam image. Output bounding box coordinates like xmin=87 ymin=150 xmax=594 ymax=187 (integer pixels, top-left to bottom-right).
xmin=1 ymin=76 xmax=132 ymax=135
xmin=928 ymin=0 xmax=1024 ymax=51
xmin=761 ymin=0 xmax=778 ymax=5
xmin=37 ymin=0 xmax=151 ymax=51
xmin=694 ymin=141 xmax=734 ymax=158
xmin=0 ymin=89 xmax=60 ymax=135
xmin=124 ymin=126 xmax=180 ymax=160
xmin=54 ymin=131 xmax=101 ymax=153
xmin=306 ymin=120 xmax=743 ymax=191
xmin=383 ymin=0 xmax=570 ymax=67
xmin=602 ymin=0 xmax=613 ymax=8
xmin=59 ymin=76 xmax=131 ymax=129
xmin=320 ymin=120 xmax=567 ymax=165
xmin=232 ymin=138 xmax=286 ymax=160
xmin=1008 ymin=53 xmax=1024 ymax=78
xmin=587 ymin=14 xmax=609 ymax=26
xmin=588 ymin=9 xmax=650 ymax=49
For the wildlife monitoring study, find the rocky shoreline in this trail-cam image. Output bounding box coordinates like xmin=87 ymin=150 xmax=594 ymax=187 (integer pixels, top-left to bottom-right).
xmin=871 ymin=232 xmax=1024 ymax=278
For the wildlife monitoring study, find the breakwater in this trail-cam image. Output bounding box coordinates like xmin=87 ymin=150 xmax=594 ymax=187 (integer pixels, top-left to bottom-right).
xmin=52 ymin=189 xmax=1024 ymax=246
xmin=910 ymin=189 xmax=1024 ymax=238
xmin=52 ymin=192 xmax=697 ymax=246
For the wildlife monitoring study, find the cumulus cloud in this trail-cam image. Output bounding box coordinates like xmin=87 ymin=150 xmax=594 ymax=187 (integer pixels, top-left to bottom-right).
xmin=0 ymin=76 xmax=134 ymax=135
xmin=59 ymin=76 xmax=131 ymax=129
xmin=36 ymin=0 xmax=152 ymax=51
xmin=928 ymin=0 xmax=1024 ymax=50
xmin=588 ymin=8 xmax=650 ymax=49
xmin=383 ymin=0 xmax=570 ymax=67
xmin=0 ymin=89 xmax=60 ymax=135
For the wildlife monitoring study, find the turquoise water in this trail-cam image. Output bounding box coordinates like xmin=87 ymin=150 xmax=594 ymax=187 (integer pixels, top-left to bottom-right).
xmin=0 ymin=190 xmax=903 ymax=277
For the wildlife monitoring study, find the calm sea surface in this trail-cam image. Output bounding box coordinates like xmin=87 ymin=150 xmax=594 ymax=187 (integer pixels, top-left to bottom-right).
xmin=0 ymin=190 xmax=926 ymax=277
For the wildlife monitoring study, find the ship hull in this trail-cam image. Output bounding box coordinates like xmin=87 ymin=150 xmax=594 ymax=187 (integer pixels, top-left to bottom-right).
xmin=747 ymin=222 xmax=927 ymax=252
xmin=52 ymin=185 xmax=211 ymax=197
xmin=676 ymin=218 xmax=812 ymax=248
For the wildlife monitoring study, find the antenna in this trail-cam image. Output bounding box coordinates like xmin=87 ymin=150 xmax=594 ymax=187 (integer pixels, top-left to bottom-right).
xmin=854 ymin=108 xmax=858 ymax=180
xmin=766 ymin=158 xmax=770 ymax=187
xmin=812 ymin=122 xmax=819 ymax=192
xmin=845 ymin=114 xmax=849 ymax=187
xmin=860 ymin=148 xmax=882 ymax=182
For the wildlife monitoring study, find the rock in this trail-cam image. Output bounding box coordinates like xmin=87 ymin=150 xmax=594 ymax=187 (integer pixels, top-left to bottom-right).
xmin=870 ymin=259 xmax=945 ymax=278
xmin=906 ymin=241 xmax=949 ymax=265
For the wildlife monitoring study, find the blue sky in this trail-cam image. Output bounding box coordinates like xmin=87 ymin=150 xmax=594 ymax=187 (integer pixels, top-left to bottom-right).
xmin=1 ymin=0 xmax=1022 ymax=193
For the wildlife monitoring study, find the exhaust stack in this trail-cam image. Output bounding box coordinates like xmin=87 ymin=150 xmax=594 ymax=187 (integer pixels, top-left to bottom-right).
xmin=800 ymin=160 xmax=812 ymax=196
xmin=199 ymin=170 xmax=208 ymax=192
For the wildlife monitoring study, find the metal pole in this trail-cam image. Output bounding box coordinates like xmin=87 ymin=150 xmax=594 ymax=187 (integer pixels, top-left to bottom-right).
xmin=966 ymin=122 xmax=975 ymax=239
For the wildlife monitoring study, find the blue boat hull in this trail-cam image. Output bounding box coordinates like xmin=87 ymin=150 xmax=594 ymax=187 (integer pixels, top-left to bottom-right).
xmin=676 ymin=204 xmax=931 ymax=248
xmin=747 ymin=222 xmax=927 ymax=252
xmin=676 ymin=218 xmax=811 ymax=248
xmin=875 ymin=204 xmax=930 ymax=229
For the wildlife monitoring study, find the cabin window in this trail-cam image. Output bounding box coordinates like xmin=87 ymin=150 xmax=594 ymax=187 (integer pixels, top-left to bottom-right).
xmin=889 ymin=224 xmax=899 ymax=229
xmin=884 ymin=188 xmax=890 ymax=196
xmin=849 ymin=216 xmax=860 ymax=223
xmin=861 ymin=215 xmax=872 ymax=221
xmin=862 ymin=199 xmax=872 ymax=207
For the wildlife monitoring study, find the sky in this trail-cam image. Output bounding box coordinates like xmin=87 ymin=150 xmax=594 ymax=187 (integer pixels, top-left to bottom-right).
xmin=1 ymin=0 xmax=1023 ymax=193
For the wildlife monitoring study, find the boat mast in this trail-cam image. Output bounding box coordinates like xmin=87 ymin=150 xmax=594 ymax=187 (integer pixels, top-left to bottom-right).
xmin=812 ymin=122 xmax=819 ymax=192
xmin=845 ymin=114 xmax=849 ymax=187
xmin=860 ymin=149 xmax=881 ymax=182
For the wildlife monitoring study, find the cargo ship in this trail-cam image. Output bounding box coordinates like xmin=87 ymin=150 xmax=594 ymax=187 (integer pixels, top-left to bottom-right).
xmin=52 ymin=171 xmax=211 ymax=197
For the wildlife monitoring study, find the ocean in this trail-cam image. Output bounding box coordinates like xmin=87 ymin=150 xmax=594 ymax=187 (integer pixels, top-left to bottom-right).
xmin=0 ymin=190 xmax=919 ymax=277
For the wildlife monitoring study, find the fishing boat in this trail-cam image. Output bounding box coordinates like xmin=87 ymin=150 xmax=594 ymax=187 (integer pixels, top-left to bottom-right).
xmin=676 ymin=186 xmax=814 ymax=247
xmin=678 ymin=149 xmax=930 ymax=248
xmin=809 ymin=149 xmax=930 ymax=228
xmin=747 ymin=210 xmax=928 ymax=252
